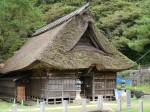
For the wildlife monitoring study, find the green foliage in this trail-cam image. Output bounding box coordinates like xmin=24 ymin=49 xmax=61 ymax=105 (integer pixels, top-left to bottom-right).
xmin=0 ymin=0 xmax=150 ymax=65
xmin=42 ymin=3 xmax=76 ymax=23
xmin=117 ymin=84 xmax=150 ymax=92
xmin=128 ymin=39 xmax=150 ymax=52
xmin=118 ymin=71 xmax=130 ymax=77
xmin=0 ymin=0 xmax=44 ymax=61
xmin=89 ymin=0 xmax=150 ymax=64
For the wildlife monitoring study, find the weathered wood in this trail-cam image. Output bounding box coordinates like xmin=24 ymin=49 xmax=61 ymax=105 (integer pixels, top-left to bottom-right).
xmin=29 ymin=74 xmax=76 ymax=99
xmin=62 ymin=76 xmax=64 ymax=102
xmin=17 ymin=86 xmax=25 ymax=101
xmin=104 ymin=76 xmax=106 ymax=98
xmin=92 ymin=74 xmax=95 ymax=101
xmin=93 ymin=73 xmax=116 ymax=99
xmin=0 ymin=80 xmax=16 ymax=97
xmin=83 ymin=66 xmax=94 ymax=76
xmin=12 ymin=69 xmax=117 ymax=103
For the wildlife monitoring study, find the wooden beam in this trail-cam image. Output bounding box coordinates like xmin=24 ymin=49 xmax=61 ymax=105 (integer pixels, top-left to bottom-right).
xmin=83 ymin=65 xmax=94 ymax=76
xmin=14 ymin=82 xmax=17 ymax=99
xmin=92 ymin=74 xmax=95 ymax=101
xmin=62 ymin=74 xmax=64 ymax=102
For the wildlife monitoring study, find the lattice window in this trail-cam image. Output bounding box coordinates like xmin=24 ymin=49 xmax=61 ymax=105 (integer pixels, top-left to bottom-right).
xmin=106 ymin=79 xmax=115 ymax=88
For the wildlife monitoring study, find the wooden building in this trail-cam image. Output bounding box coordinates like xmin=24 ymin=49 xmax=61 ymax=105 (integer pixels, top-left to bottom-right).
xmin=0 ymin=2 xmax=136 ymax=103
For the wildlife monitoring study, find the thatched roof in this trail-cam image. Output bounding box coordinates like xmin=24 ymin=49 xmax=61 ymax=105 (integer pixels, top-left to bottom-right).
xmin=1 ymin=9 xmax=136 ymax=73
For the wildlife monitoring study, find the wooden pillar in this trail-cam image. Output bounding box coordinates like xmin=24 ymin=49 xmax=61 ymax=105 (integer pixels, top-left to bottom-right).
xmin=104 ymin=74 xmax=106 ymax=99
xmin=62 ymin=74 xmax=64 ymax=102
xmin=92 ymin=74 xmax=95 ymax=101
xmin=14 ymin=82 xmax=17 ymax=100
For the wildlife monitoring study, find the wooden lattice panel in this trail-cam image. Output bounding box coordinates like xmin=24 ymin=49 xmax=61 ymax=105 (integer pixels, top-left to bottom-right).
xmin=28 ymin=71 xmax=77 ymax=99
xmin=94 ymin=72 xmax=116 ymax=97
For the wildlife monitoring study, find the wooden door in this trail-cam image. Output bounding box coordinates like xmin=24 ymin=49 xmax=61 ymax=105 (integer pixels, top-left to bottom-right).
xmin=17 ymin=86 xmax=25 ymax=101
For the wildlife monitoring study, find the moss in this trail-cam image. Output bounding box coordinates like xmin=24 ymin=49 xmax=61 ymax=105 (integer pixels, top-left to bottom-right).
xmin=2 ymin=11 xmax=136 ymax=73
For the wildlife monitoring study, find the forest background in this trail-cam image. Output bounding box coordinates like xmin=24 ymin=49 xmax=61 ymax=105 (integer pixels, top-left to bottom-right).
xmin=0 ymin=0 xmax=150 ymax=65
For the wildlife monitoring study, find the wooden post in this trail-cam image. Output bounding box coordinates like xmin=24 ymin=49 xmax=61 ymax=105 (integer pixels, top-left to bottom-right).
xmin=62 ymin=74 xmax=64 ymax=102
xmin=97 ymin=95 xmax=103 ymax=111
xmin=117 ymin=99 xmax=122 ymax=112
xmin=40 ymin=102 xmax=45 ymax=112
xmin=82 ymin=99 xmax=86 ymax=112
xmin=92 ymin=74 xmax=95 ymax=101
xmin=46 ymin=94 xmax=48 ymax=104
xmin=139 ymin=100 xmax=143 ymax=112
xmin=12 ymin=104 xmax=17 ymax=112
xmin=63 ymin=100 xmax=68 ymax=112
xmin=104 ymin=75 xmax=106 ymax=99
xmin=126 ymin=90 xmax=131 ymax=108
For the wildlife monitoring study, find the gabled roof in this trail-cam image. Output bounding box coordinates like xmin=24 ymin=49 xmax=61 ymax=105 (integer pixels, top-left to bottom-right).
xmin=1 ymin=5 xmax=136 ymax=73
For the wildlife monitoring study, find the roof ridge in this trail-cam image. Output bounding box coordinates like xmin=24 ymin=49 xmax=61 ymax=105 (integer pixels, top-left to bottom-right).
xmin=32 ymin=2 xmax=90 ymax=36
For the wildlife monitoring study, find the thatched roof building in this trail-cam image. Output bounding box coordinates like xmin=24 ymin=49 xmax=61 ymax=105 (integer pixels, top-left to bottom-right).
xmin=1 ymin=3 xmax=136 ymax=74
xmin=0 ymin=2 xmax=137 ymax=103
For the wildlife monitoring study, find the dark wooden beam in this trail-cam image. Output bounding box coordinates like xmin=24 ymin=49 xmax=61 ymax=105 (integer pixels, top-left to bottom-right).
xmin=82 ymin=65 xmax=95 ymax=76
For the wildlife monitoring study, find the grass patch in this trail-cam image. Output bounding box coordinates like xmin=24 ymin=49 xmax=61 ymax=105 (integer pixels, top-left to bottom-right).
xmin=112 ymin=98 xmax=150 ymax=112
xmin=0 ymin=98 xmax=150 ymax=112
xmin=117 ymin=84 xmax=150 ymax=93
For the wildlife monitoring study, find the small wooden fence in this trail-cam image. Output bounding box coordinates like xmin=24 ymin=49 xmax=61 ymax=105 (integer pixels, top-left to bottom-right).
xmin=11 ymin=90 xmax=143 ymax=112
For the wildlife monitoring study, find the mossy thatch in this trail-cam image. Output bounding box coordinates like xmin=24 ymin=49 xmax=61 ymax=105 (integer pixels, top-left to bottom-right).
xmin=1 ymin=10 xmax=136 ymax=73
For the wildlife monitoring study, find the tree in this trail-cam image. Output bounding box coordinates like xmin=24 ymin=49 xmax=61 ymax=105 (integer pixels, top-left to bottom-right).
xmin=0 ymin=0 xmax=44 ymax=61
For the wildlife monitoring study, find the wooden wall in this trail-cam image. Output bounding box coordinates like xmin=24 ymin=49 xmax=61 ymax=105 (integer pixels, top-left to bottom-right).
xmin=94 ymin=73 xmax=116 ymax=96
xmin=83 ymin=72 xmax=116 ymax=100
xmin=0 ymin=80 xmax=16 ymax=97
xmin=81 ymin=76 xmax=92 ymax=97
xmin=25 ymin=69 xmax=116 ymax=101
xmin=0 ymin=69 xmax=117 ymax=102
xmin=26 ymin=69 xmax=77 ymax=101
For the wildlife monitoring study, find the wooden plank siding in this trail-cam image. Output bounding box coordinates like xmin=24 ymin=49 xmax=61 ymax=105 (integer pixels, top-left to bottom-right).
xmin=93 ymin=72 xmax=116 ymax=100
xmin=26 ymin=69 xmax=77 ymax=103
xmin=0 ymin=80 xmax=16 ymax=97
xmin=82 ymin=72 xmax=116 ymax=100
xmin=0 ymin=69 xmax=117 ymax=102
